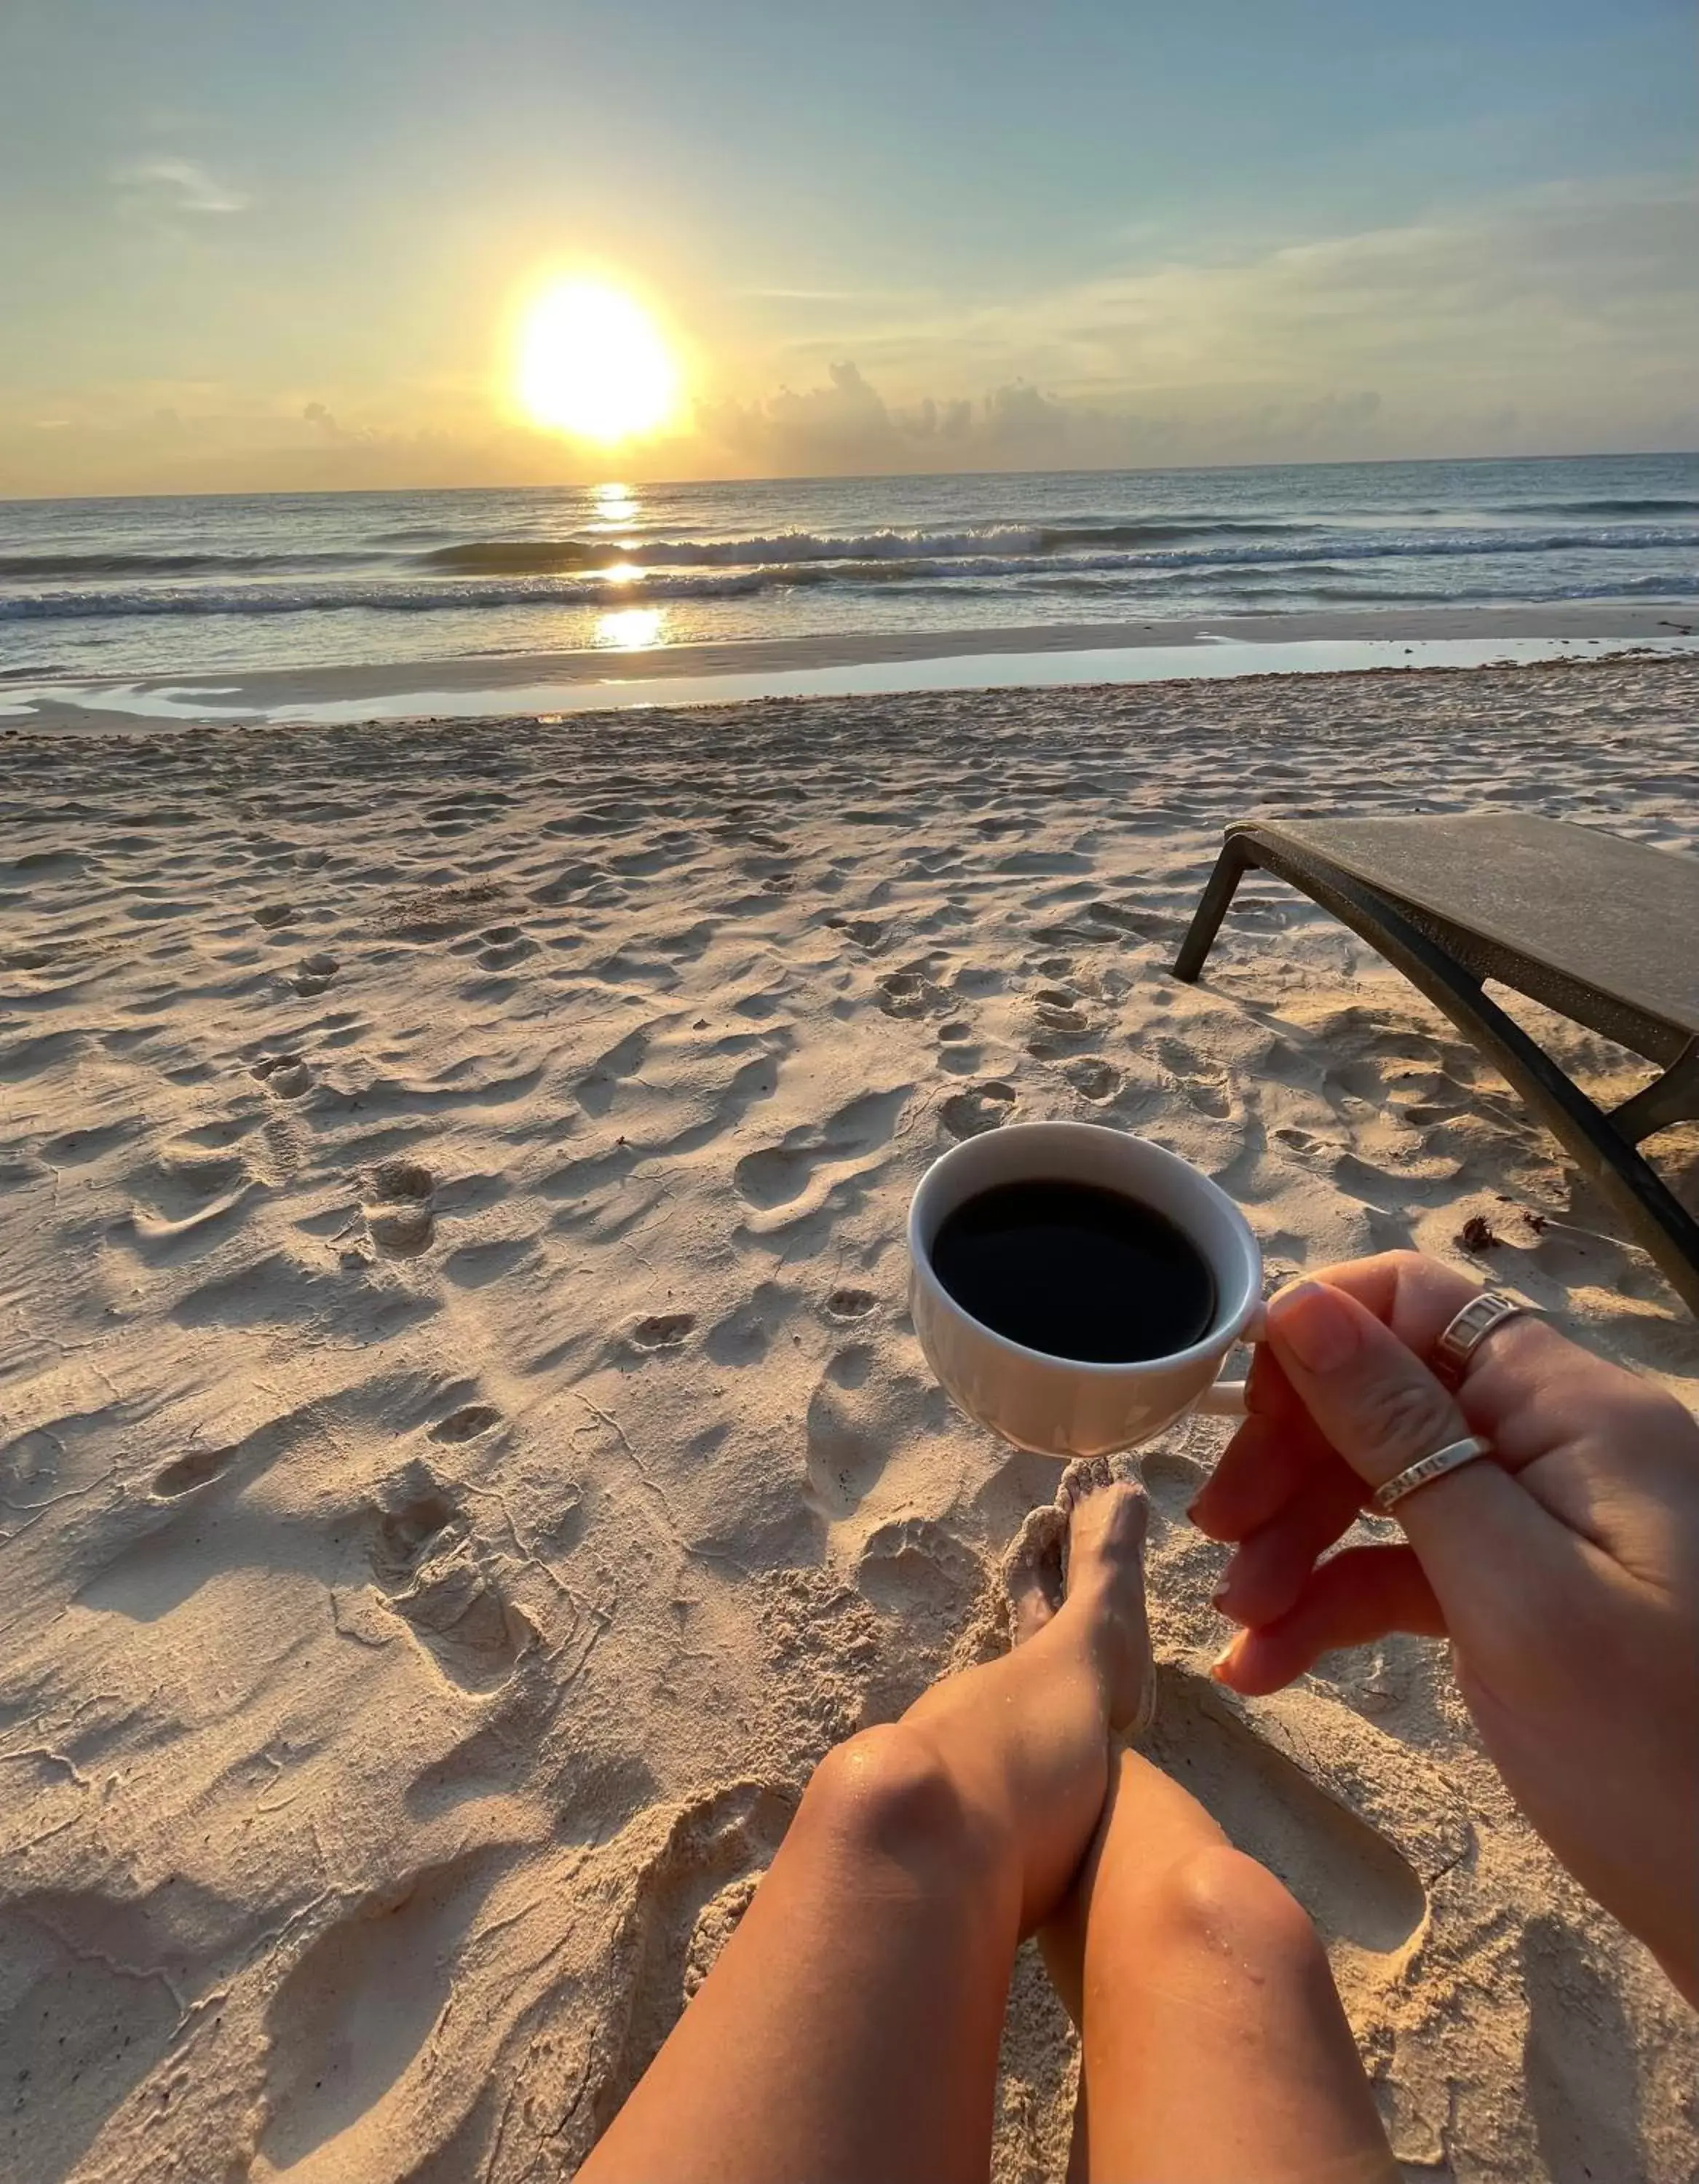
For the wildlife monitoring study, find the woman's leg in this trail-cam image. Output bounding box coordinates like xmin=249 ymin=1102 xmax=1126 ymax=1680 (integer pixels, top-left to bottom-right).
xmin=1042 ymin=1742 xmax=1400 ymax=2183
xmin=579 ymin=1459 xmax=1150 ymax=2184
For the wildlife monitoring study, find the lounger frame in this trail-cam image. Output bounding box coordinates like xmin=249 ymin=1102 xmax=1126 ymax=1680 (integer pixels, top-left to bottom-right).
xmin=1173 ymin=822 xmax=1699 ymax=1314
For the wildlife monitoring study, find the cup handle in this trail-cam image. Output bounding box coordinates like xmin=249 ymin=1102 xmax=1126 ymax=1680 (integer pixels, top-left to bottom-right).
xmin=1196 ymin=1300 xmax=1267 ymax=1417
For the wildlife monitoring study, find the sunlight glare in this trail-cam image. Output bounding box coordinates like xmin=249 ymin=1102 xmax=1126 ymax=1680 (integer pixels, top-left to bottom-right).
xmin=591 ymin=480 xmax=640 ymax=526
xmin=595 ymin=606 xmax=666 ymax=650
xmin=515 ymin=282 xmax=681 ymax=444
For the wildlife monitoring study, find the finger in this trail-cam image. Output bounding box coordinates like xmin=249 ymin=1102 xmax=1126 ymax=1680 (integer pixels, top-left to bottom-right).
xmin=1264 ymin=1276 xmax=1580 ymax=1633
xmin=1299 ymin=1251 xmax=1480 ymax=1359
xmin=1213 ymin=1546 xmax=1448 ymax=1696
xmin=1191 ymin=1255 xmax=1481 ymax=1544
xmin=1212 ymin=1463 xmax=1369 ymax=1626
xmin=1187 ymin=1409 xmax=1338 ymax=1544
xmin=1188 ymin=1345 xmax=1342 ymax=1543
xmin=1265 ymin=1279 xmax=1473 ymax=1496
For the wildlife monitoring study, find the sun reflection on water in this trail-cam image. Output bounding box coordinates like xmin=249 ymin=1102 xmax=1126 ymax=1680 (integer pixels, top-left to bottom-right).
xmin=589 ymin=480 xmax=640 ymax=529
xmin=594 ymin=606 xmax=667 ymax=650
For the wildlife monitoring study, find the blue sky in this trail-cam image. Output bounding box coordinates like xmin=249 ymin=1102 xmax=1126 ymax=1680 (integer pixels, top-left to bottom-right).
xmin=1 ymin=0 xmax=1694 ymax=491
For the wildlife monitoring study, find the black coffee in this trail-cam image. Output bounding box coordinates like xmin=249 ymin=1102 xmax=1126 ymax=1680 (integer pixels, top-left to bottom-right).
xmin=929 ymin=1179 xmax=1216 ymax=1363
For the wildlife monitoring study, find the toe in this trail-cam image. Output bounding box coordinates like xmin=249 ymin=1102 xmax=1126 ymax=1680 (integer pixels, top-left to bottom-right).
xmin=1055 ymin=1454 xmax=1111 ymax=1514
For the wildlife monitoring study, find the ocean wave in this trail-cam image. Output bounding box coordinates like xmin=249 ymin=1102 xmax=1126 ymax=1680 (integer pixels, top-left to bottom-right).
xmin=418 ymin=526 xmax=1052 ymax=573
xmin=15 ymin=517 xmax=1689 ymax=596
xmin=418 ymin=519 xmax=1699 ymax=575
xmin=0 ymin=549 xmax=378 ymax=580
xmin=1005 ymin=568 xmax=1699 ymax=606
xmin=7 ymin=531 xmax=1698 ymax=623
xmin=1484 ymin=496 xmax=1699 ymax=519
xmin=0 ymin=568 xmax=836 ymax=620
xmin=416 ymin=517 xmax=1337 ymax=575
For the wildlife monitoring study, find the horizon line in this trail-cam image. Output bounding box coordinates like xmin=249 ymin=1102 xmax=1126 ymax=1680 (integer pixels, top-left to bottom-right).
xmin=4 ymin=447 xmax=1698 ymax=510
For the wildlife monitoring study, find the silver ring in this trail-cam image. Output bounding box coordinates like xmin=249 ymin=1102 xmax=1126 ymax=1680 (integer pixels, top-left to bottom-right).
xmin=1371 ymin=1436 xmax=1492 ymax=1513
xmin=1433 ymin=1291 xmax=1532 ymax=1385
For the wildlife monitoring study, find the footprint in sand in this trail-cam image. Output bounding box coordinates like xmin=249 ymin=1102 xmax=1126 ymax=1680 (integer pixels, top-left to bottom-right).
xmin=366 ymin=1470 xmax=530 ymax=1691
xmin=703 ymin=1283 xmax=795 ymax=1367
xmin=475 ymin=923 xmax=535 ymax=970
xmin=627 ymin=1311 xmax=697 ymax=1354
xmin=290 ymin=951 xmax=340 ymax=997
xmin=1086 ymin=899 xmax=1187 ymax=945
xmin=252 ymin=902 xmax=298 ymax=930
xmin=258 ymin=1845 xmax=512 ymax=2172
xmin=803 ymin=1345 xmax=892 ymax=1516
xmin=590 ymin=1782 xmax=797 ymax=2140
xmin=732 ymin=1086 xmax=910 ymax=1214
xmin=250 ymin=1052 xmax=312 ymax=1098
xmin=1064 ymin=1056 xmax=1121 ymax=1102
xmin=940 ymin=1080 xmax=1016 ymax=1139
xmin=1155 ymin=1034 xmax=1232 ymax=1119
xmin=427 ymin=1404 xmax=503 ymax=1444
xmin=364 ymin=1158 xmax=436 ymax=1256
xmin=1145 ymin=1667 xmax=1460 ymax=1960
xmin=823 ymin=1286 xmax=877 ymax=1323
xmin=935 ymin=1018 xmax=981 ymax=1075
xmin=150 ymin=1441 xmax=240 ymax=1498
xmin=876 ymin=969 xmax=930 ymax=1018
xmin=1031 ymin=986 xmax=1093 ymax=1037
xmin=855 ymin=1514 xmax=983 ymax=1626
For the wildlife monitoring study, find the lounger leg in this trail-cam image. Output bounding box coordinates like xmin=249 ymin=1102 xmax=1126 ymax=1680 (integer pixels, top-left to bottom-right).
xmin=1173 ymin=839 xmax=1254 ymax=984
xmin=1609 ymin=1040 xmax=1699 ymax=1146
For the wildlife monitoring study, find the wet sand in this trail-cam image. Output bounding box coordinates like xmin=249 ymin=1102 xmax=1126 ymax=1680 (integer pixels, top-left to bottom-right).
xmin=6 ymin=599 xmax=1696 ymax=734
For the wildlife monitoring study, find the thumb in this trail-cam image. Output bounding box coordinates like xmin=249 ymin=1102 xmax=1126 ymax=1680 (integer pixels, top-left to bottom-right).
xmin=1263 ymin=1280 xmax=1470 ymax=1498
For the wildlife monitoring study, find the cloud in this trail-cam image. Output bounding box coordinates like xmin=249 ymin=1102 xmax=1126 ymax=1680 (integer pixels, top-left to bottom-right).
xmin=1026 ymin=179 xmax=1698 ymax=409
xmin=4 ymin=177 xmax=1694 ymax=494
xmin=114 ymin=157 xmax=251 ymax=215
xmin=302 ymin=400 xmax=375 ymax=443
xmin=688 ymin=365 xmax=1393 ymax=476
xmin=686 ymin=178 xmax=1698 ymax=473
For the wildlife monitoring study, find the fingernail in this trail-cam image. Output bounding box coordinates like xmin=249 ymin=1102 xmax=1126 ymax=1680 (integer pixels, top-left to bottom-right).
xmin=1269 ymin=1281 xmax=1360 ymax=1374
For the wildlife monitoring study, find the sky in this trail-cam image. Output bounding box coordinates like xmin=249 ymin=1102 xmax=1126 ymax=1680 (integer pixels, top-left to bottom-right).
xmin=1 ymin=0 xmax=1695 ymax=496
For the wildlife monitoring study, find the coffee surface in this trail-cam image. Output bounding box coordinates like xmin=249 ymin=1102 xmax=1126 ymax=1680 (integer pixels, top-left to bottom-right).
xmin=929 ymin=1178 xmax=1217 ymax=1363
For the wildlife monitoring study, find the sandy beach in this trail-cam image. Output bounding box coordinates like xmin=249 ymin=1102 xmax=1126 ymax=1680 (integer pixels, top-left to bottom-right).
xmin=4 ymin=653 xmax=1697 ymax=2183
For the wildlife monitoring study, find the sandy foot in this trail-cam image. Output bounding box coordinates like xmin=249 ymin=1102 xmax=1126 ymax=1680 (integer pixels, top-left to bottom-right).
xmin=1003 ymin=1456 xmax=1154 ymax=1736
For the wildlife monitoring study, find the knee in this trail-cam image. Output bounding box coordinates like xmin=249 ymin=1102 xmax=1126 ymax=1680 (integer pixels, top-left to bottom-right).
xmin=1144 ymin=1845 xmax=1326 ymax=1979
xmin=800 ymin=1722 xmax=995 ymax=1884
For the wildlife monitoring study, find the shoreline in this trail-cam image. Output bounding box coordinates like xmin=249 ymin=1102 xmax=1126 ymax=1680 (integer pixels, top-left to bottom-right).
xmin=5 ymin=601 xmax=1697 ymax=733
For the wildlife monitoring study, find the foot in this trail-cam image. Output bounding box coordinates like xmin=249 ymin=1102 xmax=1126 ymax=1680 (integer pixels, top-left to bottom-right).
xmin=1001 ymin=1502 xmax=1068 ymax=1643
xmin=1001 ymin=1456 xmax=1155 ymax=1737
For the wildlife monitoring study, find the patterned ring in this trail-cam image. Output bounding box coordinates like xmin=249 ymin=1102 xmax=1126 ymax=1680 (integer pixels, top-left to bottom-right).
xmin=1433 ymin=1291 xmax=1532 ymax=1385
xmin=1370 ymin=1436 xmax=1493 ymax=1514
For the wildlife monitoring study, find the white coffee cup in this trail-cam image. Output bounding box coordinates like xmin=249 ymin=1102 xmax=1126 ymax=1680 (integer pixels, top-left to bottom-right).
xmin=908 ymin=1120 xmax=1264 ymax=1458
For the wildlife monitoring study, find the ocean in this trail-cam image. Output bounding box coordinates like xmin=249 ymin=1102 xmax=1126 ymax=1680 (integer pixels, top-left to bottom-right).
xmin=3 ymin=453 xmax=1698 ymax=684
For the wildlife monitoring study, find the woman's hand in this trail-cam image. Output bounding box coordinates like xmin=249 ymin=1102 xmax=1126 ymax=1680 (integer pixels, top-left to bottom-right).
xmin=1189 ymin=1251 xmax=1699 ymax=2003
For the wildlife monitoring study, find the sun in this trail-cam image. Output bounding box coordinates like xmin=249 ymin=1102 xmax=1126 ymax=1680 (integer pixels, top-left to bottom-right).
xmin=514 ymin=279 xmax=681 ymax=444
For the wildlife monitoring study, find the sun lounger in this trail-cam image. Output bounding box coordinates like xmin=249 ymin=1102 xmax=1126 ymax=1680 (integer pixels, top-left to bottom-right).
xmin=1171 ymin=814 xmax=1699 ymax=1313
